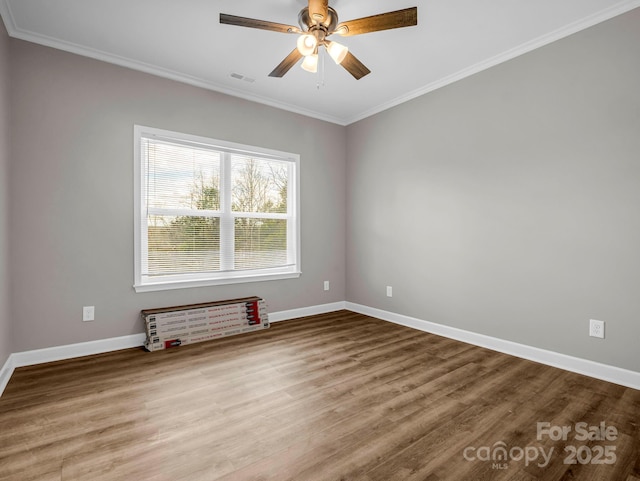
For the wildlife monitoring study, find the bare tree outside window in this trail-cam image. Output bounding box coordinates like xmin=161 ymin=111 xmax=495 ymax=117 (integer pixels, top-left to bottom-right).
xmin=136 ymin=126 xmax=299 ymax=290
xmin=148 ymin=157 xmax=289 ymax=274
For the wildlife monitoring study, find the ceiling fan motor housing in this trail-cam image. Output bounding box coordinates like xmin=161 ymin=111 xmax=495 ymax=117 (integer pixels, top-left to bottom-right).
xmin=298 ymin=6 xmax=339 ymax=34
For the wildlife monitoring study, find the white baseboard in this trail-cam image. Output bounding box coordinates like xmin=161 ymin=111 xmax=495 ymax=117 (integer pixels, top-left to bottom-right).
xmin=0 ymin=354 xmax=15 ymax=397
xmin=268 ymin=301 xmax=347 ymax=323
xmin=11 ymin=333 xmax=148 ymax=369
xmin=0 ymin=303 xmax=348 ymax=397
xmin=0 ymin=334 xmax=146 ymax=397
xmin=346 ymin=302 xmax=640 ymax=391
xmin=2 ymin=301 xmax=638 ymax=398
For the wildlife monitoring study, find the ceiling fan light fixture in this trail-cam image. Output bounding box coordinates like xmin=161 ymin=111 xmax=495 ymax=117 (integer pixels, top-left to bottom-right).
xmin=220 ymin=5 xmax=417 ymax=80
xmin=301 ymin=53 xmax=319 ymax=73
xmin=326 ymin=40 xmax=348 ymax=64
xmin=296 ymin=34 xmax=317 ymax=56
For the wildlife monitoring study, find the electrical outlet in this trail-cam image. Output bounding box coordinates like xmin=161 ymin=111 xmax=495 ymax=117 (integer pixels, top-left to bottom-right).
xmin=83 ymin=306 xmax=95 ymax=322
xmin=589 ymin=319 xmax=604 ymax=339
xmin=386 ymin=286 xmax=393 ymax=297
xmin=324 ymin=280 xmax=330 ymax=291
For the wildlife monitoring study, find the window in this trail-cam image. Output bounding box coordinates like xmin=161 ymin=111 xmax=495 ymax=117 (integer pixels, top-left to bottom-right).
xmin=134 ymin=125 xmax=300 ymax=292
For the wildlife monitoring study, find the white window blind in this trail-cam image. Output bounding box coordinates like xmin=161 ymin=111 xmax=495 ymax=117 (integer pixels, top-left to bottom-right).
xmin=134 ymin=126 xmax=300 ymax=292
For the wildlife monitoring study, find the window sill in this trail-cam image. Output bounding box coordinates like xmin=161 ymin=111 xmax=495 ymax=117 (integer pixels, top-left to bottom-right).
xmin=134 ymin=271 xmax=301 ymax=293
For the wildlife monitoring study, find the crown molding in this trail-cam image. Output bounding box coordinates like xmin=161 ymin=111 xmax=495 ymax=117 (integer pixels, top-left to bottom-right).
xmin=0 ymin=0 xmax=346 ymax=126
xmin=344 ymin=0 xmax=640 ymax=124
xmin=2 ymin=1 xmax=640 ymax=126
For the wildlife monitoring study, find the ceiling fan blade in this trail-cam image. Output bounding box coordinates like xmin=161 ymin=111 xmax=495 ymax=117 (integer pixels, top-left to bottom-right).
xmin=341 ymin=51 xmax=371 ymax=80
xmin=334 ymin=7 xmax=417 ymax=37
xmin=220 ymin=13 xmax=301 ymax=34
xmin=308 ymin=0 xmax=329 ymax=25
xmin=269 ymin=49 xmax=304 ymax=78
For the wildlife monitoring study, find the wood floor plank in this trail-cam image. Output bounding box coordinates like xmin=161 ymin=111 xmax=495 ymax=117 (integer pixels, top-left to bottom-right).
xmin=0 ymin=310 xmax=638 ymax=480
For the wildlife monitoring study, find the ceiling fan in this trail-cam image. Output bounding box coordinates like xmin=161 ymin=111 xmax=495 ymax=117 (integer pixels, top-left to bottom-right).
xmin=220 ymin=0 xmax=417 ymax=80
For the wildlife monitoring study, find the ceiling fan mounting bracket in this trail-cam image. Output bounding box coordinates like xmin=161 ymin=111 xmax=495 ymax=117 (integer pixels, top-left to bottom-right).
xmin=298 ymin=7 xmax=339 ymax=33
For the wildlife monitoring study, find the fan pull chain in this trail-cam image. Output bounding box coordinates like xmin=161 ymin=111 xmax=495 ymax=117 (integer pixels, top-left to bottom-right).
xmin=317 ymin=50 xmax=326 ymax=90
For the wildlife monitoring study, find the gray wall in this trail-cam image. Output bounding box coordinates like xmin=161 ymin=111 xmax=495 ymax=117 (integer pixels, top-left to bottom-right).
xmin=346 ymin=9 xmax=640 ymax=372
xmin=8 ymin=39 xmax=346 ymax=352
xmin=0 ymin=21 xmax=11 ymax=366
xmin=3 ymin=8 xmax=639 ymax=374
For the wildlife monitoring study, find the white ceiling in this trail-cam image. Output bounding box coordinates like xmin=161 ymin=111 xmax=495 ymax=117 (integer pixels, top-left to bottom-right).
xmin=1 ymin=0 xmax=639 ymax=125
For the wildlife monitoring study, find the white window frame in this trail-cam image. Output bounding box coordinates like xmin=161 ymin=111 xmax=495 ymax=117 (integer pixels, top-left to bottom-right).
xmin=134 ymin=125 xmax=301 ymax=292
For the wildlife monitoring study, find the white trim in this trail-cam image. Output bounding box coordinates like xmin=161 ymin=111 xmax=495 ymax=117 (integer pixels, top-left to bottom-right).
xmin=11 ymin=333 xmax=147 ymax=368
xmin=0 ymin=333 xmax=146 ymax=397
xmin=0 ymin=3 xmax=344 ymax=126
xmin=4 ymin=0 xmax=639 ymax=126
xmin=0 ymin=303 xmax=346 ymax=397
xmin=268 ymin=301 xmax=347 ymax=323
xmin=133 ymin=125 xmax=301 ymax=292
xmin=345 ymin=0 xmax=640 ymax=124
xmin=2 ymin=301 xmax=638 ymax=398
xmin=0 ymin=354 xmax=15 ymax=397
xmin=134 ymin=271 xmax=302 ymax=293
xmin=346 ymin=302 xmax=640 ymax=391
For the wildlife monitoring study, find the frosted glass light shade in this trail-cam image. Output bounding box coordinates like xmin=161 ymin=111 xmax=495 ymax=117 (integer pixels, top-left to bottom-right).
xmin=301 ymin=53 xmax=318 ymax=73
xmin=297 ymin=34 xmax=317 ymax=56
xmin=326 ymin=41 xmax=348 ymax=65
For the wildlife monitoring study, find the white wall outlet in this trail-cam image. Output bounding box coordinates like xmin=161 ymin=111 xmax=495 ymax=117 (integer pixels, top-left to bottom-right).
xmin=83 ymin=306 xmax=95 ymax=322
xmin=589 ymin=319 xmax=604 ymax=339
xmin=386 ymin=286 xmax=393 ymax=297
xmin=324 ymin=280 xmax=330 ymax=291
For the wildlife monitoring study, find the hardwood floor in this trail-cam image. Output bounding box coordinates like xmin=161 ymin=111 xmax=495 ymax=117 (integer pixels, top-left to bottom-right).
xmin=1 ymin=310 xmax=639 ymax=481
